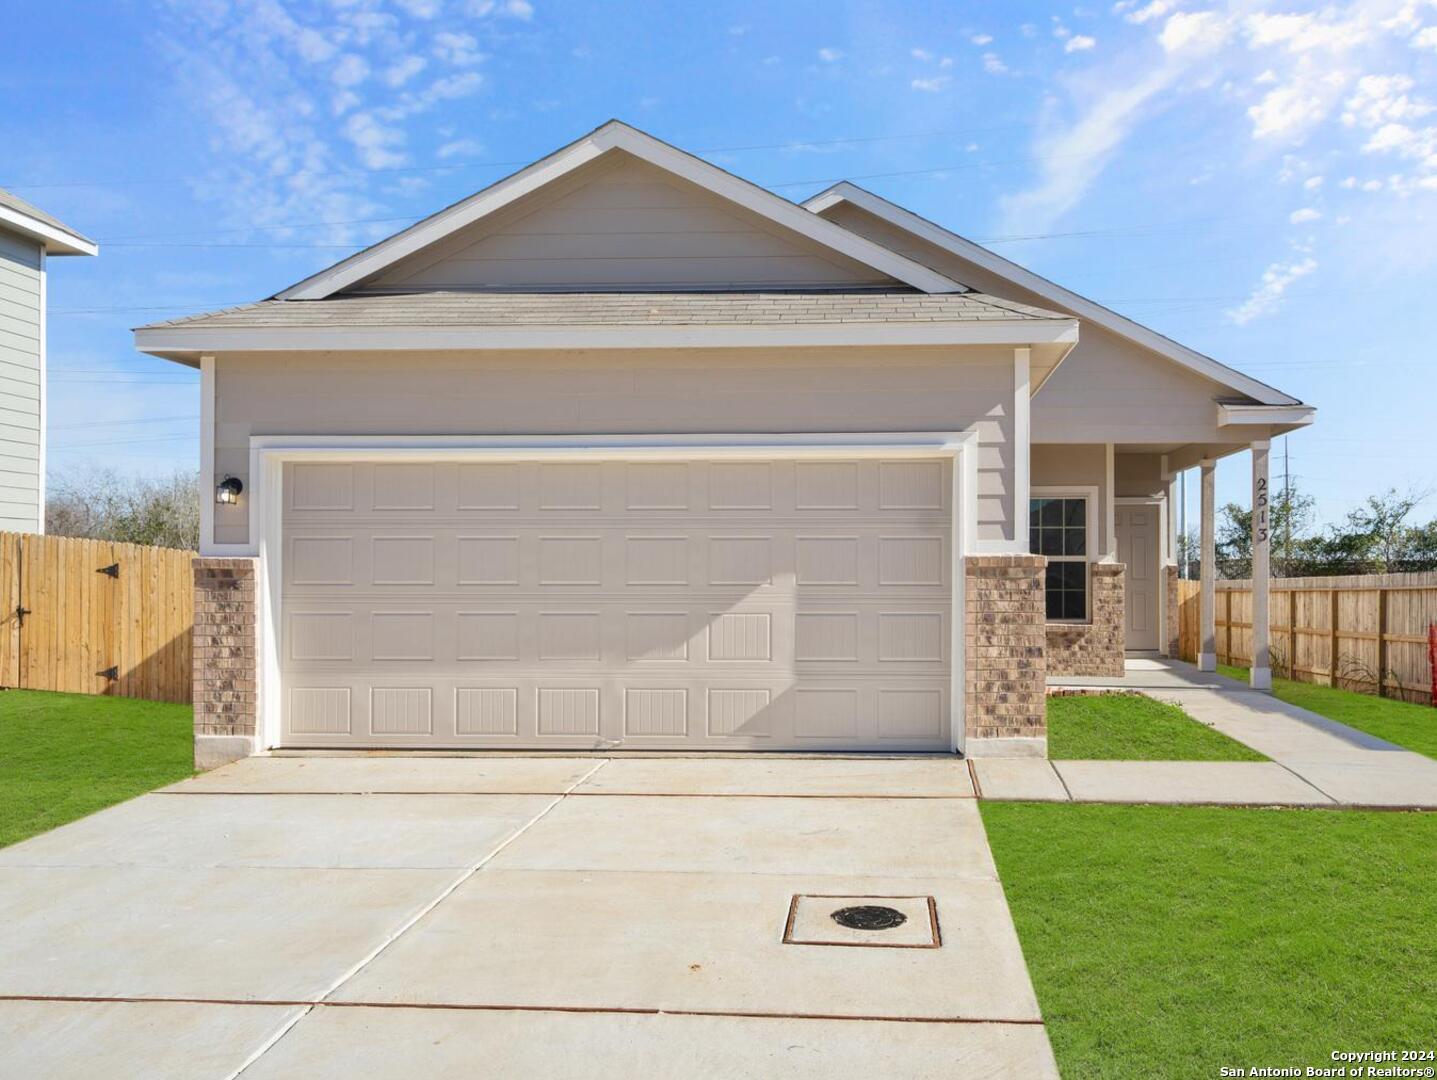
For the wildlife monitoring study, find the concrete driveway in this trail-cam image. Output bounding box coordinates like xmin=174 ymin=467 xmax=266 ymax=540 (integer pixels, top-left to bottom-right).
xmin=0 ymin=755 xmax=1056 ymax=1079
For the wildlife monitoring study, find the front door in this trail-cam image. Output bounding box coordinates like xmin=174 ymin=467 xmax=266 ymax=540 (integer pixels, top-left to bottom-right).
xmin=1115 ymin=506 xmax=1159 ymax=652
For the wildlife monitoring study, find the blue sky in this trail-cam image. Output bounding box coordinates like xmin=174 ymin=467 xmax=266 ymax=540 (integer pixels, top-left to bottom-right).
xmin=5 ymin=0 xmax=1436 ymax=529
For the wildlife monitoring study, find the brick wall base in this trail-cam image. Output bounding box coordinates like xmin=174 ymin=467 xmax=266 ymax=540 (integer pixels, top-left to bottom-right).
xmin=1046 ymin=562 xmax=1126 ymax=678
xmin=193 ymin=557 xmax=261 ymax=770
xmin=965 ymin=554 xmax=1046 ymax=756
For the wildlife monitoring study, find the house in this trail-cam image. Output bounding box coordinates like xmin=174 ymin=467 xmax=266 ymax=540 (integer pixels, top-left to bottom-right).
xmin=133 ymin=121 xmax=1313 ymax=769
xmin=0 ymin=189 xmax=97 ymax=533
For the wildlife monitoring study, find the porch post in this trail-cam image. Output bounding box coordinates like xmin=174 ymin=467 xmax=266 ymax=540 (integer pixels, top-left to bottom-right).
xmin=1199 ymin=458 xmax=1217 ymax=671
xmin=1250 ymin=440 xmax=1272 ymax=689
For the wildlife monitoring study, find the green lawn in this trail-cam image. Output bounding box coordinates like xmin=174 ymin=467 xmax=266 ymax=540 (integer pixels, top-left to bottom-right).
xmin=983 ymin=801 xmax=1437 ymax=1079
xmin=0 ymin=689 xmax=193 ymax=848
xmin=1219 ymin=664 xmax=1437 ymax=760
xmin=1047 ymin=692 xmax=1267 ymax=761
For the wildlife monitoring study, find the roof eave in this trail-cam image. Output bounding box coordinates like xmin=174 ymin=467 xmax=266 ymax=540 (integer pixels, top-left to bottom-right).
xmin=803 ymin=182 xmax=1303 ymax=408
xmin=134 ymin=317 xmax=1079 ymax=360
xmin=0 ymin=204 xmax=97 ymax=256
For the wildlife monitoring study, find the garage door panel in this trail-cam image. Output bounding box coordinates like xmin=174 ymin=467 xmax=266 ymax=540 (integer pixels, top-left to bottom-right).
xmin=280 ymin=458 xmax=953 ymax=750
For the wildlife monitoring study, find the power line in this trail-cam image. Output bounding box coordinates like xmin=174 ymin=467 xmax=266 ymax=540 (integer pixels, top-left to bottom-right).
xmin=50 ymin=414 xmax=197 ymax=430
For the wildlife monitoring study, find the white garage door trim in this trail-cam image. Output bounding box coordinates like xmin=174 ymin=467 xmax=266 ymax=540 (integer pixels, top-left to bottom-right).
xmin=251 ymin=431 xmax=980 ymax=754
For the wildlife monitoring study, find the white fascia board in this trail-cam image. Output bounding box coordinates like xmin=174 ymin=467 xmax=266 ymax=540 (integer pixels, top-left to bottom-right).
xmin=134 ymin=317 xmax=1078 ymax=356
xmin=804 ymin=182 xmax=1303 ymax=407
xmin=0 ymin=205 xmax=98 ymax=256
xmin=1217 ymin=403 xmax=1316 ymax=427
xmin=276 ymin=121 xmax=966 ymax=301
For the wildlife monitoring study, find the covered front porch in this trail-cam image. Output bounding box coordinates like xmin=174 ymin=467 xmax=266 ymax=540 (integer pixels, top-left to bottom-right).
xmin=1030 ymin=415 xmax=1312 ymax=691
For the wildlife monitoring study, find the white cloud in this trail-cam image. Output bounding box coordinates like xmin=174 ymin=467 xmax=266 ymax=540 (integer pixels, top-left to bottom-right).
xmin=1124 ymin=0 xmax=1175 ymax=26
xmin=912 ymin=75 xmax=952 ymax=92
xmin=434 ymin=30 xmax=482 ymax=65
xmin=1066 ymin=35 xmax=1097 ymax=53
xmin=911 ymin=47 xmax=932 ymax=60
xmin=1289 ymin=207 xmax=1322 ymax=223
xmin=331 ymin=89 xmax=361 ymax=116
xmin=343 ymin=111 xmax=406 ymax=168
xmin=1001 ymin=66 xmax=1177 ymax=230
xmin=467 ymin=0 xmax=533 ymax=17
xmin=383 ymin=54 xmax=427 ymax=87
xmin=970 ymin=33 xmax=993 ymax=46
xmin=982 ymin=52 xmax=1008 ymax=74
xmin=1159 ymin=11 xmax=1231 ymax=55
xmin=1414 ymin=26 xmax=1437 ymax=50
xmin=1227 ymin=257 xmax=1318 ymax=324
xmin=1248 ymin=76 xmax=1346 ymax=140
xmin=394 ymin=0 xmax=441 ymax=18
xmin=1342 ymin=74 xmax=1433 ymax=128
xmin=1304 ymin=174 xmax=1325 ymax=189
xmin=818 ymin=47 xmax=843 ymax=62
xmin=331 ymin=54 xmax=370 ymax=87
xmin=1245 ymin=12 xmax=1370 ymax=54
xmin=437 ymin=137 xmax=484 ymax=159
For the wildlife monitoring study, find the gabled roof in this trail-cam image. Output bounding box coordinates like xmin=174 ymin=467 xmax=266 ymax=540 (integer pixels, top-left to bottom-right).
xmin=803 ymin=181 xmax=1301 ymax=408
xmin=0 ymin=187 xmax=97 ymax=256
xmin=277 ymin=122 xmax=966 ymax=301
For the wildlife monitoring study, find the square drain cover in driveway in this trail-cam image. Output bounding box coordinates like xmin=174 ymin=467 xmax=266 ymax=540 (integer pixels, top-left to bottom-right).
xmin=783 ymin=894 xmax=940 ymax=948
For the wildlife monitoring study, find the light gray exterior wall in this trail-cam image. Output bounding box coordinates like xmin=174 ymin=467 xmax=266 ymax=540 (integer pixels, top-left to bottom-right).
xmin=0 ymin=227 xmax=42 ymax=533
xmin=1031 ymin=446 xmax=1170 ymax=556
xmin=817 ymin=202 xmax=1245 ymax=444
xmin=1032 ymin=443 xmax=1110 ymax=555
xmin=210 ymin=344 xmax=1018 ymax=547
xmin=368 ymin=154 xmax=897 ymax=292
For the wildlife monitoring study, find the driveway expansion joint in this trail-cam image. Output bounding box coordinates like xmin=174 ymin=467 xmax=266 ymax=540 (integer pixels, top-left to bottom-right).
xmin=0 ymin=993 xmax=1046 ymax=1027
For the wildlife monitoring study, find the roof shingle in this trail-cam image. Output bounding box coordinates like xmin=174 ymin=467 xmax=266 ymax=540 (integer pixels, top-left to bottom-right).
xmin=140 ymin=290 xmax=1070 ymax=330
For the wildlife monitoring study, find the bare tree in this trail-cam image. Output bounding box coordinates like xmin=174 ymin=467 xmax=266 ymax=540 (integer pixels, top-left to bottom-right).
xmin=46 ymin=466 xmax=200 ymax=551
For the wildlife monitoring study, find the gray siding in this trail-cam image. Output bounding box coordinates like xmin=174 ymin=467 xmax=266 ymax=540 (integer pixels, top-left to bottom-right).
xmin=211 ymin=345 xmax=1016 ymax=546
xmin=818 ymin=202 xmax=1244 ymax=444
xmin=0 ymin=228 xmax=41 ymax=533
xmin=368 ymin=155 xmax=897 ymax=292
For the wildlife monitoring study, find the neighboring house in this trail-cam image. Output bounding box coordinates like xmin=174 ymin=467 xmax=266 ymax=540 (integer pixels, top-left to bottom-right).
xmin=134 ymin=121 xmax=1312 ymax=769
xmin=0 ymin=189 xmax=96 ymax=533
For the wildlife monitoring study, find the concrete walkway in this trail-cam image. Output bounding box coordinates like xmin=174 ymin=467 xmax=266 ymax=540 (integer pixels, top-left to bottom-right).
xmin=974 ymin=658 xmax=1437 ymax=809
xmin=0 ymin=755 xmax=1056 ymax=1079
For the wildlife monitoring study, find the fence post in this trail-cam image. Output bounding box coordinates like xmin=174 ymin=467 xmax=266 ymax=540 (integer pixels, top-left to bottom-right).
xmin=1376 ymin=587 xmax=1388 ymax=699
xmin=1288 ymin=588 xmax=1297 ymax=679
xmin=1224 ymin=589 xmax=1233 ymax=666
xmin=1329 ymin=588 xmax=1340 ymax=689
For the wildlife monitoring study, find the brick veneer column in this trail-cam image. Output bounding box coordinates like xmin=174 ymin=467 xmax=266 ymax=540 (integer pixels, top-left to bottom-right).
xmin=1164 ymin=564 xmax=1180 ymax=657
xmin=1046 ymin=562 xmax=1126 ymax=678
xmin=965 ymin=554 xmax=1047 ymax=756
xmin=192 ymin=557 xmax=261 ymax=770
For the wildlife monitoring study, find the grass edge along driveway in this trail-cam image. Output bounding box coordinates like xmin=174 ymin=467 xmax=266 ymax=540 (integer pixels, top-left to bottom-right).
xmin=0 ymin=689 xmax=192 ymax=848
xmin=1219 ymin=664 xmax=1437 ymax=760
xmin=982 ymin=800 xmax=1437 ymax=1080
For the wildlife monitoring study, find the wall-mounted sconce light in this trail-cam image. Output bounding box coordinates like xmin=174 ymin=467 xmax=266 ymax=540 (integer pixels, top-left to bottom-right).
xmin=216 ymin=476 xmax=244 ymax=505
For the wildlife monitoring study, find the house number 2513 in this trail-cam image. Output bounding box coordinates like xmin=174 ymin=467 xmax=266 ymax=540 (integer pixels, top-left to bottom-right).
xmin=1255 ymin=476 xmax=1269 ymax=544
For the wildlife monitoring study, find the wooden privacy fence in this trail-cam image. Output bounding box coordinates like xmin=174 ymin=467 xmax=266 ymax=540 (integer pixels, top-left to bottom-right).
xmin=1177 ymin=572 xmax=1437 ymax=704
xmin=0 ymin=532 xmax=195 ymax=704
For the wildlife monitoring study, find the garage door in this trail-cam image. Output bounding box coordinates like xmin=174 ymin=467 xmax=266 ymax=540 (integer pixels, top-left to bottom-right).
xmin=279 ymin=457 xmax=953 ymax=750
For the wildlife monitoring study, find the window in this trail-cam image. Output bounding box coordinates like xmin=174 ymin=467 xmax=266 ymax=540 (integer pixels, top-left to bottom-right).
xmin=1030 ymin=496 xmax=1089 ymax=621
